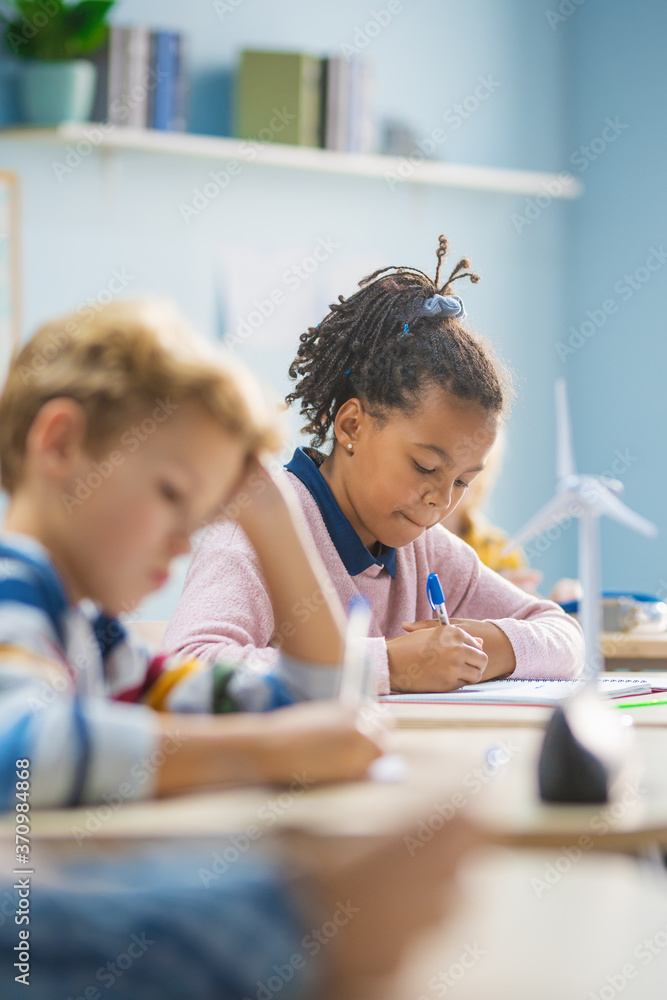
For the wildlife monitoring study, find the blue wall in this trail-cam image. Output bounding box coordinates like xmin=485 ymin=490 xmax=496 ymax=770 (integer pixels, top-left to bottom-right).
xmin=563 ymin=0 xmax=667 ymax=597
xmin=5 ymin=0 xmax=655 ymax=617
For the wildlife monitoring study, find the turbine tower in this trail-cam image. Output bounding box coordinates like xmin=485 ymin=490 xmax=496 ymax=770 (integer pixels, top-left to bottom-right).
xmin=506 ymin=380 xmax=657 ymax=678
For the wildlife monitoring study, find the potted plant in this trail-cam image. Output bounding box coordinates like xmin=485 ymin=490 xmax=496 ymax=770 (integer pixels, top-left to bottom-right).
xmin=1 ymin=0 xmax=114 ymax=125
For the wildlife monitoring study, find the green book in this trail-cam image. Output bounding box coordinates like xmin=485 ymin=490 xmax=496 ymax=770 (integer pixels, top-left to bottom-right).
xmin=236 ymin=50 xmax=322 ymax=147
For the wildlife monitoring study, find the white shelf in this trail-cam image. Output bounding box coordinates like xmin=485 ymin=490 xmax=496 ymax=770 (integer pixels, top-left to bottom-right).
xmin=0 ymin=124 xmax=583 ymax=198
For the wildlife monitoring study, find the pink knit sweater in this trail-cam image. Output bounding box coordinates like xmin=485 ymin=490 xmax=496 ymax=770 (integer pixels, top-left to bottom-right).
xmin=162 ymin=472 xmax=584 ymax=693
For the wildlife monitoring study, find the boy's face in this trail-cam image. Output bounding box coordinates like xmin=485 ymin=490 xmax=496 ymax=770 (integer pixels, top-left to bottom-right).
xmin=56 ymin=400 xmax=247 ymax=615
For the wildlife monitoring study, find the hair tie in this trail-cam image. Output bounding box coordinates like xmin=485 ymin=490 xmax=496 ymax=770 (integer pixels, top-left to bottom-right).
xmin=420 ymin=294 xmax=466 ymax=320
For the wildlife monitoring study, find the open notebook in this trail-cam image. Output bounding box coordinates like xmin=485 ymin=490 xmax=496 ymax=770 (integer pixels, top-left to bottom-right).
xmin=381 ymin=677 xmax=658 ymax=706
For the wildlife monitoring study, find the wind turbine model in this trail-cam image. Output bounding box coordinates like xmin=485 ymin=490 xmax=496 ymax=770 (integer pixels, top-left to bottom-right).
xmin=506 ymin=379 xmax=658 ymax=679
xmin=506 ymin=380 xmax=657 ymax=803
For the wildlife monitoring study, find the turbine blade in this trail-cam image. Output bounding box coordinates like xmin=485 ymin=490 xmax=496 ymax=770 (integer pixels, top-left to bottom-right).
xmin=504 ymin=492 xmax=575 ymax=551
xmin=594 ymin=487 xmax=658 ymax=538
xmin=555 ymin=378 xmax=576 ymax=483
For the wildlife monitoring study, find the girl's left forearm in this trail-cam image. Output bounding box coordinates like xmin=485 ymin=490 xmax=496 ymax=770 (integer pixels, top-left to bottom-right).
xmin=449 ymin=618 xmax=516 ymax=679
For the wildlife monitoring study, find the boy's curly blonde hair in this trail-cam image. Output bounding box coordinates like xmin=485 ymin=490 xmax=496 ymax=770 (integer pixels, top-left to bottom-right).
xmin=0 ymin=299 xmax=284 ymax=494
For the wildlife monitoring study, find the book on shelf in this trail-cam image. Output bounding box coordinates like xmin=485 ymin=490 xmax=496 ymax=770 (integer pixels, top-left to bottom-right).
xmin=236 ymin=49 xmax=376 ymax=153
xmin=322 ymin=56 xmax=375 ymax=153
xmin=100 ymin=25 xmax=187 ymax=131
xmin=236 ymin=50 xmax=322 ymax=147
xmin=345 ymin=58 xmax=374 ymax=153
xmin=149 ymin=31 xmax=187 ymax=132
xmin=89 ymin=43 xmax=109 ymax=124
xmin=319 ymin=56 xmax=331 ymax=149
xmin=106 ymin=25 xmax=125 ymax=123
xmin=125 ymin=26 xmax=151 ymax=128
xmin=322 ymin=56 xmax=345 ymax=150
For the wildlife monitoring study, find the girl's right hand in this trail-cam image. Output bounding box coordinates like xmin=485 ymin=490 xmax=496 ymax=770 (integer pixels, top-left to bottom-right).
xmin=386 ymin=622 xmax=487 ymax=693
xmin=258 ymin=700 xmax=384 ymax=785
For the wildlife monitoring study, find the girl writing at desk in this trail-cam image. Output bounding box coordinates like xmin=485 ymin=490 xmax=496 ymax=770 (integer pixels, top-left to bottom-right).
xmin=163 ymin=237 xmax=584 ymax=692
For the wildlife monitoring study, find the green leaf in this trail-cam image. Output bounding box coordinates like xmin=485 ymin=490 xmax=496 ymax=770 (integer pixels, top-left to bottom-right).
xmin=2 ymin=0 xmax=114 ymax=60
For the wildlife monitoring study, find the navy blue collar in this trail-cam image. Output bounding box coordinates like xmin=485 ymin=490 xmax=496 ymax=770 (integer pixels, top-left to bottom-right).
xmin=285 ymin=447 xmax=397 ymax=579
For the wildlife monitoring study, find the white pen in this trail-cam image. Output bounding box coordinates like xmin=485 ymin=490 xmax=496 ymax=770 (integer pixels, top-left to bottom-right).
xmin=342 ymin=594 xmax=407 ymax=783
xmin=340 ymin=594 xmax=372 ymax=707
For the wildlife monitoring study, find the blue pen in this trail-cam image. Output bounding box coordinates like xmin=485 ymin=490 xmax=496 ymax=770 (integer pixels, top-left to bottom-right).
xmin=427 ymin=572 xmax=450 ymax=626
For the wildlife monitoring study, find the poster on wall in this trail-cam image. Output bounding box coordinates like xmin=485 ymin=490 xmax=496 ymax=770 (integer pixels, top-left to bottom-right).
xmin=0 ymin=171 xmax=20 ymax=390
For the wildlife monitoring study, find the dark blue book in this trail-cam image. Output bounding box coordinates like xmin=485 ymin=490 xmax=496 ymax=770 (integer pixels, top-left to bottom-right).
xmin=149 ymin=30 xmax=180 ymax=130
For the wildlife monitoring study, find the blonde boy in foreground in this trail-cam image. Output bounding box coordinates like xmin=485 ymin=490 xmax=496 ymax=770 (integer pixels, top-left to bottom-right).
xmin=0 ymin=301 xmax=474 ymax=999
xmin=0 ymin=299 xmax=381 ymax=805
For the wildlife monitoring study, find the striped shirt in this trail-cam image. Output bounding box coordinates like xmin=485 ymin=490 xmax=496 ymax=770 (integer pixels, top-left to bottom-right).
xmin=0 ymin=531 xmax=339 ymax=810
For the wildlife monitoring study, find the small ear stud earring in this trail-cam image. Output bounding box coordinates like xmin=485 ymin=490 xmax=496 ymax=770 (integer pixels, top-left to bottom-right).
xmin=347 ymin=443 xmax=353 ymax=451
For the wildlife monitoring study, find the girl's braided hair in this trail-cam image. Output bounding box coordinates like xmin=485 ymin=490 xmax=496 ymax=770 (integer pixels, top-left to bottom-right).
xmin=286 ymin=236 xmax=510 ymax=449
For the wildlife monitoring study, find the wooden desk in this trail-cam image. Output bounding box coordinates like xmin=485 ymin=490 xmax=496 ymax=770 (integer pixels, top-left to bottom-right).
xmin=392 ymin=846 xmax=667 ymax=1000
xmin=467 ymin=726 xmax=667 ymax=852
xmin=380 ymin=683 xmax=667 ymax=852
xmin=8 ymin=720 xmax=667 ymax=855
xmin=604 ymin=631 xmax=667 ymax=670
xmin=4 ymin=729 xmax=490 ymax=841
